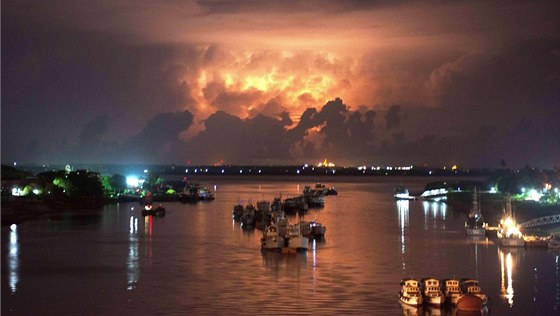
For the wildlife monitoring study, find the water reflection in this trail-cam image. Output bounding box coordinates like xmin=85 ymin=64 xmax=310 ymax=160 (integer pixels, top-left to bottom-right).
xmin=397 ymin=200 xmax=410 ymax=271
xmin=499 ymin=248 xmax=516 ymax=307
xmin=422 ymin=201 xmax=447 ymax=229
xmin=128 ymin=215 xmax=139 ymax=291
xmin=8 ymin=224 xmax=19 ymax=294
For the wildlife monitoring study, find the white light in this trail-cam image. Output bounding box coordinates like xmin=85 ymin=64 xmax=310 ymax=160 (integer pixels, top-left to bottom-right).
xmin=205 ymin=169 xmax=208 ymax=172
xmin=221 ymin=169 xmax=224 ymax=173
xmin=296 ymin=170 xmax=300 ymax=174
xmin=126 ymin=176 xmax=139 ymax=187
xmin=143 ymin=169 xmax=148 ymax=174
xmin=521 ymin=187 xmax=526 ymax=193
xmin=10 ymin=224 xmax=17 ymax=231
xmin=33 ymin=189 xmax=40 ymax=195
xmin=186 ymin=169 xmax=189 ymax=173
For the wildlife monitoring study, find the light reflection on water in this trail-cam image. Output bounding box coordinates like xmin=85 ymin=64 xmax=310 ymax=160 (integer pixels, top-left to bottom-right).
xmin=8 ymin=224 xmax=19 ymax=294
xmin=2 ymin=178 xmax=560 ymax=315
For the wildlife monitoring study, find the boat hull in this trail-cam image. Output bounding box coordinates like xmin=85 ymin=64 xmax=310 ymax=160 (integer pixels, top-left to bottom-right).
xmin=466 ymin=228 xmax=486 ymax=236
xmin=499 ymin=237 xmax=525 ymax=247
xmin=261 ymin=236 xmax=285 ymax=251
xmin=398 ymin=292 xmax=422 ymax=306
xmin=287 ymin=236 xmax=309 ymax=250
xmin=456 ymin=293 xmax=483 ymax=312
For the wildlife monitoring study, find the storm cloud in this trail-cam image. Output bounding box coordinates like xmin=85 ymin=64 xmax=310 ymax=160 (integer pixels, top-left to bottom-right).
xmin=2 ymin=0 xmax=559 ymax=168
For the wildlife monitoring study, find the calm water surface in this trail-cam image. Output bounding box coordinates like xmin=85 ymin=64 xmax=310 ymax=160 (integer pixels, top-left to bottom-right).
xmin=2 ymin=177 xmax=560 ymax=315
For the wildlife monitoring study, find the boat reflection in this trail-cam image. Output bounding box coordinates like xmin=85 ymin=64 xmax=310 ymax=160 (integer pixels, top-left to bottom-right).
xmin=128 ymin=215 xmax=139 ymax=291
xmin=8 ymin=224 xmax=19 ymax=294
xmin=499 ymin=248 xmax=517 ymax=307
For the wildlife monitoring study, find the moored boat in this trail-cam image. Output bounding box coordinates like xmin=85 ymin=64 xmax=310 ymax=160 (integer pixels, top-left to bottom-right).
xmin=420 ymin=278 xmax=445 ymax=306
xmin=399 ymin=278 xmax=423 ymax=306
xmin=286 ymin=223 xmax=309 ymax=251
xmin=456 ymin=293 xmax=483 ymax=312
xmin=465 ymin=188 xmax=487 ymax=236
xmin=299 ymin=219 xmax=326 ymax=239
xmin=232 ymin=203 xmax=244 ymax=220
xmin=441 ymin=279 xmax=462 ymax=305
xmin=459 ymin=278 xmax=488 ymax=305
xmin=261 ymin=224 xmax=284 ymax=251
xmin=497 ymin=197 xmax=525 ymax=247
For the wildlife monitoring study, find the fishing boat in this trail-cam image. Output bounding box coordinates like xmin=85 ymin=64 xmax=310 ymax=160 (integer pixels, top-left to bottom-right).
xmin=241 ymin=203 xmax=256 ymax=226
xmin=419 ymin=278 xmax=445 ymax=306
xmin=459 ymin=279 xmax=488 ymax=305
xmin=232 ymin=203 xmax=244 ymax=220
xmin=286 ymin=223 xmax=309 ymax=251
xmin=441 ymin=279 xmax=462 ymax=305
xmin=497 ymin=196 xmax=525 ymax=247
xmin=261 ymin=224 xmax=284 ymax=251
xmin=299 ymin=217 xmax=327 ymax=239
xmin=465 ymin=188 xmax=487 ymax=236
xmin=398 ymin=278 xmax=423 ymax=306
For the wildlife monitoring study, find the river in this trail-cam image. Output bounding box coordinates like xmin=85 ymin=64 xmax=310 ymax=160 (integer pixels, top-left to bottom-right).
xmin=2 ymin=177 xmax=559 ymax=315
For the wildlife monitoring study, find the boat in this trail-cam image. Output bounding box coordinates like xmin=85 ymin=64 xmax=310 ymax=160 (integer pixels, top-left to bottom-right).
xmin=241 ymin=203 xmax=256 ymax=226
xmin=419 ymin=278 xmax=445 ymax=306
xmin=141 ymin=203 xmax=166 ymax=217
xmin=523 ymin=235 xmax=550 ymax=248
xmin=180 ymin=183 xmax=214 ymax=203
xmin=441 ymin=279 xmax=462 ymax=305
xmin=286 ymin=223 xmax=309 ymax=251
xmin=465 ymin=188 xmax=487 ymax=236
xmin=261 ymin=224 xmax=285 ymax=251
xmin=300 ymin=219 xmax=327 ymax=239
xmin=497 ymin=196 xmax=525 ymax=247
xmin=303 ymin=186 xmax=325 ymax=207
xmin=394 ymin=185 xmax=414 ymax=200
xmin=398 ymin=278 xmax=423 ymax=306
xmin=456 ymin=293 xmax=483 ymax=312
xmin=232 ymin=203 xmax=244 ymax=220
xmin=459 ymin=279 xmax=488 ymax=305
xmin=315 ymin=183 xmax=337 ymax=196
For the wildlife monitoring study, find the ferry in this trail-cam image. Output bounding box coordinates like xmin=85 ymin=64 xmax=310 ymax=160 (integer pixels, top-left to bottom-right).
xmin=419 ymin=278 xmax=445 ymax=306
xmin=441 ymin=279 xmax=462 ymax=305
xmin=398 ymin=278 xmax=423 ymax=306
xmin=261 ymin=224 xmax=284 ymax=251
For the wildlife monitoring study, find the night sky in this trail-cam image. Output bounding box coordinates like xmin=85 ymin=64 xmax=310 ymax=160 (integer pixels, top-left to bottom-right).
xmin=2 ymin=0 xmax=559 ymax=168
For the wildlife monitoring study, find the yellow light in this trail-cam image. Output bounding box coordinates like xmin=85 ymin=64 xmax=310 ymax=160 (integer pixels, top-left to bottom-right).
xmin=452 ymin=165 xmax=457 ymax=170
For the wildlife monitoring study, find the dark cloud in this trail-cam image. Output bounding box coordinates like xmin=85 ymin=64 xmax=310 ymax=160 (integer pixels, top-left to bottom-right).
xmin=385 ymin=105 xmax=401 ymax=130
xmin=120 ymin=111 xmax=194 ymax=164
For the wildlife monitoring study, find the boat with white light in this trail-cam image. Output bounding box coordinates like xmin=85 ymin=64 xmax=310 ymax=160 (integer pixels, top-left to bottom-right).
xmin=394 ymin=185 xmax=414 ymax=200
xmin=497 ymin=196 xmax=525 ymax=247
xmin=419 ymin=278 xmax=445 ymax=306
xmin=398 ymin=278 xmax=423 ymax=306
xmin=465 ymin=188 xmax=487 ymax=236
xmin=299 ymin=219 xmax=326 ymax=239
